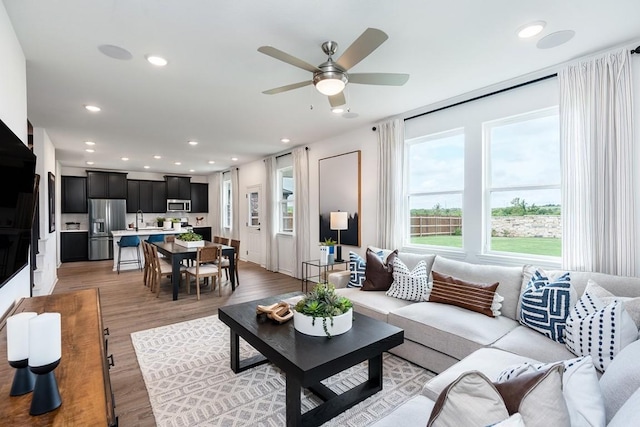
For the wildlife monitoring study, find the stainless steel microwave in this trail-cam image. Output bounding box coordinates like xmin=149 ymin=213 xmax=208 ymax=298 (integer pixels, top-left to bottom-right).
xmin=166 ymin=199 xmax=191 ymax=212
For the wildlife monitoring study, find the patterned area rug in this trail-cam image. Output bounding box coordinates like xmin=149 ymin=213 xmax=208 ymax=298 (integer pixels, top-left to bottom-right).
xmin=131 ymin=315 xmax=433 ymax=426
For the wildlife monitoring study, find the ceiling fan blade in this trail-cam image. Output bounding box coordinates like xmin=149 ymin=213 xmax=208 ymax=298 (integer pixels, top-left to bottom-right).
xmin=328 ymin=92 xmax=346 ymax=108
xmin=335 ymin=28 xmax=388 ymax=71
xmin=258 ymin=46 xmax=320 ymax=73
xmin=348 ymin=73 xmax=410 ymax=86
xmin=262 ymin=80 xmax=312 ymax=95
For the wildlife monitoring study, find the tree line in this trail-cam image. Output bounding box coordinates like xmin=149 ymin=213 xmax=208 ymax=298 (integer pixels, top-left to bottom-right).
xmin=411 ymin=198 xmax=560 ymax=217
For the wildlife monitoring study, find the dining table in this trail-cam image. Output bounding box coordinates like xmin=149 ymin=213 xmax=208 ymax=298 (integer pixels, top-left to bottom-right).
xmin=152 ymin=241 xmax=236 ymax=300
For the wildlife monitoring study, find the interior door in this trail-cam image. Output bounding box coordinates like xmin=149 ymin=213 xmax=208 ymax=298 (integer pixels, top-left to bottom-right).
xmin=246 ymin=185 xmax=262 ymax=265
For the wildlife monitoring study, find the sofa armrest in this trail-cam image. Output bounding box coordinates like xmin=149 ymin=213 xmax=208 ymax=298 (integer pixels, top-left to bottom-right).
xmin=327 ymin=270 xmax=350 ymax=288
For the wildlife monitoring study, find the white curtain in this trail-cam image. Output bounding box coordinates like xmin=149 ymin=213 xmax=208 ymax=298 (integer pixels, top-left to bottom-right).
xmin=292 ymin=147 xmax=310 ymax=279
xmin=559 ymin=49 xmax=636 ymax=275
xmin=377 ymin=119 xmax=405 ymax=250
xmin=264 ymin=156 xmax=278 ymax=271
xmin=210 ymin=172 xmax=222 ymax=237
xmin=231 ymin=168 xmax=240 ymax=240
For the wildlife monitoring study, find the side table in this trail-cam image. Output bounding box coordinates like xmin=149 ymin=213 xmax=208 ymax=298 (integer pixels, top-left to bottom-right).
xmin=301 ymin=259 xmax=347 ymax=292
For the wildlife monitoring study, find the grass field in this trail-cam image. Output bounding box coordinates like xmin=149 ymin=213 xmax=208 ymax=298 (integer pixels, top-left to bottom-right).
xmin=410 ymin=235 xmax=561 ymax=257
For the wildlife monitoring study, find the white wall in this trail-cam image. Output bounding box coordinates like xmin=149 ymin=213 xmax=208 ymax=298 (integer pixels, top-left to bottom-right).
xmin=0 ymin=2 xmax=29 ymax=315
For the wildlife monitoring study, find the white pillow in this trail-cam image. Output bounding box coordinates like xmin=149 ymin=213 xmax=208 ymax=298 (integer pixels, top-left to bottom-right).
xmin=386 ymin=258 xmax=429 ymax=301
xmin=492 ymin=413 xmax=526 ymax=427
xmin=585 ymin=279 xmax=640 ymax=328
xmin=497 ymin=356 xmax=605 ymax=427
xmin=564 ymin=291 xmax=638 ymax=372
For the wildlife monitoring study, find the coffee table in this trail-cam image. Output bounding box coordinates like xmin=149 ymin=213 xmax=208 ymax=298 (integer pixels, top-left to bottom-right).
xmin=218 ymin=294 xmax=404 ymax=427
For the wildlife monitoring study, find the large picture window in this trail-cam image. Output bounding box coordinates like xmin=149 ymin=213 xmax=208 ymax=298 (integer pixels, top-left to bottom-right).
xmin=406 ymin=129 xmax=464 ymax=248
xmin=278 ymin=166 xmax=294 ymax=233
xmin=222 ymin=178 xmax=232 ymax=229
xmin=485 ymin=107 xmax=561 ymax=257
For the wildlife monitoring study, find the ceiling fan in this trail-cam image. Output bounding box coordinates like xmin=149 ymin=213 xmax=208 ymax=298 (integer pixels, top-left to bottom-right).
xmin=258 ymin=28 xmax=410 ymax=108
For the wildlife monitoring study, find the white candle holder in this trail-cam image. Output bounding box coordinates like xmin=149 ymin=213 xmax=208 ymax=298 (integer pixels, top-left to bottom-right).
xmin=6 ymin=312 xmax=38 ymax=396
xmin=28 ymin=313 xmax=62 ymax=415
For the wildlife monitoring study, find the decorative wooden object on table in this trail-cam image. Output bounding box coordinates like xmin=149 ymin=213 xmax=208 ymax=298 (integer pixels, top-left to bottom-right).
xmin=0 ymin=288 xmax=116 ymax=426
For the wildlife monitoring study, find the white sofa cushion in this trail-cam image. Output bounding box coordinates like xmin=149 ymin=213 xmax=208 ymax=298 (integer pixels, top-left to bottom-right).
xmin=388 ymin=302 xmax=518 ymax=361
xmin=431 ymin=256 xmax=523 ymax=320
xmin=369 ymin=395 xmax=434 ymax=427
xmin=608 ymin=387 xmax=640 ymax=427
xmin=599 ymin=339 xmax=640 ymax=423
xmin=335 ymin=287 xmax=413 ymax=322
xmin=492 ymin=325 xmax=576 ymax=362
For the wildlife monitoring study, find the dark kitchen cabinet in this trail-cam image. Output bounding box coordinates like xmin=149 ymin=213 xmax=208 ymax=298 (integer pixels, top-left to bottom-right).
xmin=152 ymin=180 xmax=167 ymax=213
xmin=192 ymin=227 xmax=211 ymax=242
xmin=128 ymin=180 xmax=165 ymax=213
xmin=190 ymin=183 xmax=209 ymax=212
xmin=87 ymin=171 xmax=127 ymax=199
xmin=62 ymin=176 xmax=87 ymax=213
xmin=61 ymin=232 xmax=89 ymax=262
xmin=126 ymin=180 xmax=140 ymax=213
xmin=165 ymin=175 xmax=191 ymax=200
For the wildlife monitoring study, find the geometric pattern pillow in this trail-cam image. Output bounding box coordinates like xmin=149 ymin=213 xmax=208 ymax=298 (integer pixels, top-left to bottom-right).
xmin=348 ymin=251 xmax=367 ymax=287
xmin=386 ymin=258 xmax=429 ymax=301
xmin=564 ymin=291 xmax=639 ymax=372
xmin=519 ymin=270 xmax=575 ymax=343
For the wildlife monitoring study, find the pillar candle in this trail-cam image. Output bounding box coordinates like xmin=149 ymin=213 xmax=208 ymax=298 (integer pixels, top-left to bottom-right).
xmin=28 ymin=313 xmax=61 ymax=367
xmin=6 ymin=312 xmax=38 ymax=362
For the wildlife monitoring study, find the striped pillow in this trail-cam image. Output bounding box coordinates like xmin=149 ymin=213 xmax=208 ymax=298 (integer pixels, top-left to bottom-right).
xmin=428 ymin=271 xmax=502 ymax=317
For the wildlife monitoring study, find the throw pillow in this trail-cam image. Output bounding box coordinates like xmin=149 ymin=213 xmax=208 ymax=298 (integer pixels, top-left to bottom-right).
xmin=386 ymin=258 xmax=429 ymax=301
xmin=585 ymin=279 xmax=640 ymax=328
xmin=519 ymin=269 xmax=576 ymax=343
xmin=347 ymin=251 xmax=367 ymax=287
xmin=564 ymin=291 xmax=638 ymax=372
xmin=497 ymin=356 xmax=605 ymax=427
xmin=360 ymin=249 xmax=398 ymax=291
xmin=428 ymin=365 xmax=570 ymax=427
xmin=427 ymin=271 xmax=502 ymax=317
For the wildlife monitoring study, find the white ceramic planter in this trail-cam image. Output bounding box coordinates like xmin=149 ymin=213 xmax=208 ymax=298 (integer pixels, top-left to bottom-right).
xmin=163 ymin=221 xmax=172 ymax=230
xmin=174 ymin=239 xmax=204 ymax=248
xmin=293 ymin=308 xmax=352 ymax=337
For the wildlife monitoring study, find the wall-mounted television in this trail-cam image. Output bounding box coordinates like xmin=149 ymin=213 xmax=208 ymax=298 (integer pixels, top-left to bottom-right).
xmin=0 ymin=118 xmax=37 ymax=289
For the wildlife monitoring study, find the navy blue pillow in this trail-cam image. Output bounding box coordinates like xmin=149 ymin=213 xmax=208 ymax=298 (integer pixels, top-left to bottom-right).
xmin=348 ymin=251 xmax=367 ymax=287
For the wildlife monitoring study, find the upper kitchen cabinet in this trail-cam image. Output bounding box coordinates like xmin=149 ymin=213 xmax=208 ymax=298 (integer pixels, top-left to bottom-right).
xmin=62 ymin=176 xmax=87 ymax=213
xmin=127 ymin=180 xmax=162 ymax=213
xmin=190 ymin=182 xmax=209 ymax=212
xmin=165 ymin=175 xmax=191 ymax=200
xmin=87 ymin=171 xmax=127 ymax=199
xmin=151 ymin=180 xmax=167 ymax=213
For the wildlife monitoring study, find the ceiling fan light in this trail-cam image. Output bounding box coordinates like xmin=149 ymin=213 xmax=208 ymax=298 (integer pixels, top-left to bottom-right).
xmin=313 ymin=71 xmax=347 ymax=96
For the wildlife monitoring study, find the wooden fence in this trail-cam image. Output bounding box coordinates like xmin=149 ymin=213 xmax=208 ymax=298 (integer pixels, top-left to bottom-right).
xmin=410 ymin=216 xmax=462 ymax=237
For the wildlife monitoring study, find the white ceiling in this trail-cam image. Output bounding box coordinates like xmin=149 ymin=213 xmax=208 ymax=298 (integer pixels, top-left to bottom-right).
xmin=4 ymin=0 xmax=640 ymax=175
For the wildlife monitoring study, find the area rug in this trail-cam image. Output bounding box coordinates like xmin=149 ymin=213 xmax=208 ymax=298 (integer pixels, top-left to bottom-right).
xmin=131 ymin=315 xmax=433 ymax=427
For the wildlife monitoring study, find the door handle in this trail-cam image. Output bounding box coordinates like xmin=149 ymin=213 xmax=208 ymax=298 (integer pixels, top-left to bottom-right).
xmin=257 ymin=228 xmax=261 ymax=231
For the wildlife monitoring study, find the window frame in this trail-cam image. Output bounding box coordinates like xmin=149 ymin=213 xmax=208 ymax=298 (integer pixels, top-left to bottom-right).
xmin=277 ymin=166 xmax=294 ymax=234
xmin=222 ymin=179 xmax=232 ymax=229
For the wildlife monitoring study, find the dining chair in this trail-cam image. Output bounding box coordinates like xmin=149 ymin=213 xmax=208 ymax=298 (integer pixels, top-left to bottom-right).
xmin=185 ymin=246 xmax=222 ymax=300
xmin=219 ymin=239 xmax=240 ymax=287
xmin=219 ymin=236 xmax=230 ymax=245
xmin=141 ymin=241 xmax=153 ymax=288
xmin=213 ymin=236 xmax=222 ymax=243
xmin=148 ymin=242 xmax=185 ymax=297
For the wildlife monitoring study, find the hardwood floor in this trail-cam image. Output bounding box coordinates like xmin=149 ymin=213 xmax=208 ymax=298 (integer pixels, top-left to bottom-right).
xmin=54 ymin=259 xmax=301 ymax=426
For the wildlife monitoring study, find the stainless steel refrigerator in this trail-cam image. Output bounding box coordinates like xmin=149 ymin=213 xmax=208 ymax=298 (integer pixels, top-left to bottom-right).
xmin=88 ymin=199 xmax=126 ymax=260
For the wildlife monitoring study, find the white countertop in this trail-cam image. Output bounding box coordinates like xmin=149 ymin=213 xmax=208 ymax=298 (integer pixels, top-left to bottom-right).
xmin=60 ymin=229 xmax=89 ymax=233
xmin=111 ymin=228 xmax=184 ymax=237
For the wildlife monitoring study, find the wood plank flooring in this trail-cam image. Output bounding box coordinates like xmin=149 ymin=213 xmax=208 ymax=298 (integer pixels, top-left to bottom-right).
xmin=54 ymin=259 xmax=301 ymax=426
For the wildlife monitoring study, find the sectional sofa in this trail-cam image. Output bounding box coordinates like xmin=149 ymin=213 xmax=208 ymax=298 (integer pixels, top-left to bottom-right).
xmin=329 ymin=249 xmax=640 ymax=425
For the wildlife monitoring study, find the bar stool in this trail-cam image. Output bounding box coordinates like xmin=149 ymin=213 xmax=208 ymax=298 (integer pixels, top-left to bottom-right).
xmin=146 ymin=234 xmax=165 ymax=243
xmin=117 ymin=235 xmax=142 ymax=274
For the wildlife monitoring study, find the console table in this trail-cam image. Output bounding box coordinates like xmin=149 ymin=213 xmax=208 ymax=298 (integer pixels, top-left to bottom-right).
xmin=0 ymin=289 xmax=116 ymax=426
xmin=301 ymin=259 xmax=347 ymax=292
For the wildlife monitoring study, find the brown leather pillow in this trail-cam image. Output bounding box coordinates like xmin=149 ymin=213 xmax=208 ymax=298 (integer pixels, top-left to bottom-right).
xmin=360 ymin=249 xmax=398 ymax=291
xmin=429 ymin=271 xmax=499 ymax=317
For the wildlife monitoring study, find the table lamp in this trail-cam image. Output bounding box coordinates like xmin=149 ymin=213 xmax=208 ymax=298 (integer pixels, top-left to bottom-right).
xmin=330 ymin=211 xmax=348 ymax=262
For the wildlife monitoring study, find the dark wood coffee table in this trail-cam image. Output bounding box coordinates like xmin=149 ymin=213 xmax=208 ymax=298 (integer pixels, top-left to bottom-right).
xmin=218 ymin=294 xmax=404 ymax=427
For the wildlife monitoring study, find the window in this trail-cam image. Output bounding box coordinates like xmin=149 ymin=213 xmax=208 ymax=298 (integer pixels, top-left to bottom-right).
xmin=278 ymin=166 xmax=294 ymax=233
xmin=222 ymin=178 xmax=232 ymax=229
xmin=406 ymin=129 xmax=464 ymax=248
xmin=485 ymin=107 xmax=561 ymax=257
xmin=248 ymin=190 xmax=259 ymax=227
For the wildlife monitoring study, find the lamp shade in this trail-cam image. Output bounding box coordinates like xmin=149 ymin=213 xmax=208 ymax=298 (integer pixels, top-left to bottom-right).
xmin=330 ymin=211 xmax=349 ymax=230
xmin=28 ymin=313 xmax=61 ymax=367
xmin=7 ymin=312 xmax=38 ymax=362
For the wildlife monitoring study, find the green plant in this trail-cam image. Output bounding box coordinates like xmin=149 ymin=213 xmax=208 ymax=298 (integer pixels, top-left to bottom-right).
xmin=171 ymin=218 xmax=180 ymax=223
xmin=156 ymin=217 xmax=165 ymax=222
xmin=177 ymin=231 xmax=203 ymax=241
xmin=320 ymin=237 xmax=337 ymax=246
xmin=294 ymin=284 xmax=352 ymax=338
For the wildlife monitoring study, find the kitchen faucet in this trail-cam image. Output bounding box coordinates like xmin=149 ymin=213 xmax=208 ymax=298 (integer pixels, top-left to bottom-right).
xmin=136 ymin=210 xmax=144 ymax=231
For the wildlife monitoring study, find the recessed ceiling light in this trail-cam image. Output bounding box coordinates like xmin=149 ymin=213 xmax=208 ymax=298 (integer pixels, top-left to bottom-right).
xmin=208 ymin=160 xmax=215 ymax=164
xmin=332 ymin=107 xmax=344 ymax=114
xmin=146 ymin=55 xmax=168 ymax=66
xmin=121 ymin=157 xmax=129 ymax=161
xmin=174 ymin=162 xmax=181 ymax=165
xmin=84 ymin=105 xmax=101 ymax=112
xmin=98 ymin=44 xmax=133 ymax=60
xmin=231 ymin=157 xmax=238 ymax=161
xmin=280 ymin=138 xmax=290 ymax=143
xmin=153 ymin=155 xmax=162 ymax=159
xmin=189 ymin=169 xmax=195 ymax=173
xmin=143 ymin=165 xmax=150 ymax=169
xmin=536 ymin=30 xmax=576 ymax=49
xmin=85 ymin=148 xmax=95 ymax=153
xmin=84 ymin=141 xmax=95 ymax=146
xmin=86 ymin=161 xmax=94 ymax=165
xmin=517 ymin=21 xmax=546 ymax=38
xmin=188 ymin=140 xmax=198 ymax=146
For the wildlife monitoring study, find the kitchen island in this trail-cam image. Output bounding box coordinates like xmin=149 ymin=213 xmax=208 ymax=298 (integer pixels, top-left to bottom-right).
xmin=111 ymin=228 xmax=184 ymax=272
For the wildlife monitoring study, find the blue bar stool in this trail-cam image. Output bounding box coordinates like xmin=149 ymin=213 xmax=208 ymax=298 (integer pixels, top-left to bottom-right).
xmin=146 ymin=234 xmax=165 ymax=243
xmin=117 ymin=235 xmax=142 ymax=274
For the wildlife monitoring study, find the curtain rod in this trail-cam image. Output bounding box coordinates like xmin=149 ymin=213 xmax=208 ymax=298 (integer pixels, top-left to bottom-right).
xmin=405 ymin=73 xmax=557 ymax=122
xmin=632 ymin=45 xmax=640 ymax=54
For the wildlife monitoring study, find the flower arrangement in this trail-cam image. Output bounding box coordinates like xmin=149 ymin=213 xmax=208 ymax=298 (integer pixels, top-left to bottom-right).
xmin=294 ymin=284 xmax=353 ymax=338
